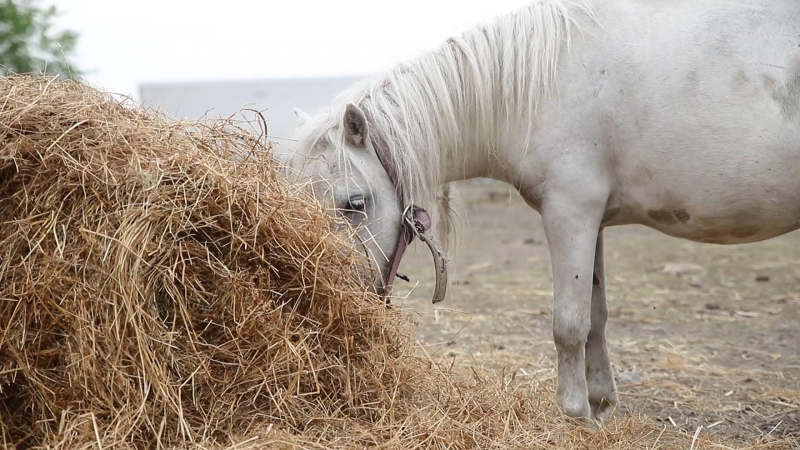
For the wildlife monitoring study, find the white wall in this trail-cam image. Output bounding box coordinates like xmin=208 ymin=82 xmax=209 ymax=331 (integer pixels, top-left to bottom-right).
xmin=138 ymin=76 xmax=362 ymax=144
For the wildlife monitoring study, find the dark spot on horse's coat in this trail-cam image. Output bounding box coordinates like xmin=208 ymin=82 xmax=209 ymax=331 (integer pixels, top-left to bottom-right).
xmin=674 ymin=210 xmax=691 ymax=223
xmin=575 ymin=275 xmax=579 ymax=280
xmin=593 ymin=273 xmax=600 ymax=286
xmin=730 ymin=225 xmax=760 ymax=239
xmin=684 ymin=69 xmax=700 ymax=93
xmin=600 ymin=69 xmax=606 ymax=75
xmin=763 ymin=74 xmax=777 ymax=90
xmin=738 ymin=70 xmax=749 ymax=83
xmin=601 ymin=207 xmax=620 ymax=225
xmin=733 ymin=70 xmax=749 ymax=88
xmin=691 ymin=210 xmax=764 ymax=243
xmin=648 ymin=210 xmax=678 ymax=225
xmin=648 ymin=209 xmax=690 ymax=225
xmin=732 ymin=70 xmax=750 ymax=93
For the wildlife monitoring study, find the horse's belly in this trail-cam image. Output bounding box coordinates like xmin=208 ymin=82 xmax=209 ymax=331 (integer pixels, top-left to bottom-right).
xmin=643 ymin=211 xmax=800 ymax=245
xmin=608 ymin=185 xmax=800 ymax=245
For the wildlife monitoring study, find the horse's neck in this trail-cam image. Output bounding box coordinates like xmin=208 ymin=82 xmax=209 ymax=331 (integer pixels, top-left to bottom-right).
xmin=439 ymin=137 xmax=497 ymax=184
xmin=366 ymin=16 xmax=556 ymax=189
xmin=378 ymin=64 xmax=530 ymax=186
xmin=436 ymin=98 xmax=515 ymax=184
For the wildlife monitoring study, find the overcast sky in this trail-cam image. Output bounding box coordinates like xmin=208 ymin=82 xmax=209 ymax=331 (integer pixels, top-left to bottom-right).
xmin=55 ymin=0 xmax=532 ymax=99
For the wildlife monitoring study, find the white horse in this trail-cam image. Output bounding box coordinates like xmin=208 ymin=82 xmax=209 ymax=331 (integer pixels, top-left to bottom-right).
xmin=275 ymin=0 xmax=800 ymax=420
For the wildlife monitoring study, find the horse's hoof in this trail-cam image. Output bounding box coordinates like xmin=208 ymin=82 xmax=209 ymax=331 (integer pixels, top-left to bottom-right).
xmin=561 ymin=402 xmax=593 ymax=420
xmin=589 ymin=391 xmax=619 ymax=422
xmin=591 ymin=401 xmax=619 ymax=422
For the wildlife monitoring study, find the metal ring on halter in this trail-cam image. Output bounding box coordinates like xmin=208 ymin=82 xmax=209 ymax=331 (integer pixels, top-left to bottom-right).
xmin=399 ymin=204 xmax=448 ymax=304
xmin=402 ymin=205 xmax=416 ymax=241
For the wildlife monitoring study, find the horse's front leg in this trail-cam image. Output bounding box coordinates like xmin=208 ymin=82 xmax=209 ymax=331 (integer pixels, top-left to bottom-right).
xmin=586 ymin=229 xmax=619 ymax=418
xmin=540 ymin=190 xmax=606 ymax=419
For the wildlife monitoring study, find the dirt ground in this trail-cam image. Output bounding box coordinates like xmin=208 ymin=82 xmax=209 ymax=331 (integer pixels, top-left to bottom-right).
xmin=391 ymin=181 xmax=800 ymax=448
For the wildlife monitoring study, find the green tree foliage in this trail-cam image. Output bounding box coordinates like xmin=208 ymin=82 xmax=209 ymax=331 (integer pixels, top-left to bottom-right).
xmin=0 ymin=0 xmax=80 ymax=78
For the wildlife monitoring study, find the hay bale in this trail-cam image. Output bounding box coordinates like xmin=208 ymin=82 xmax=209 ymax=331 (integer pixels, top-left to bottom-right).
xmin=0 ymin=75 xmax=411 ymax=449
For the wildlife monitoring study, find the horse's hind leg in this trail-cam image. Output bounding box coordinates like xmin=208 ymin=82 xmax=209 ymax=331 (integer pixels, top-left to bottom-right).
xmin=586 ymin=229 xmax=619 ymax=419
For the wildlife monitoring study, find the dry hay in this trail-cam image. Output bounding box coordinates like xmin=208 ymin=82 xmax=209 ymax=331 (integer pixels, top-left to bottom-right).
xmin=0 ymin=74 xmax=403 ymax=448
xmin=0 ymin=75 xmax=789 ymax=450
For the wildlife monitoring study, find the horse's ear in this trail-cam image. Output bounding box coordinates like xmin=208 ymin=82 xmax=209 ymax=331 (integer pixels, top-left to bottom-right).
xmin=343 ymin=103 xmax=368 ymax=147
xmin=293 ymin=108 xmax=311 ymax=127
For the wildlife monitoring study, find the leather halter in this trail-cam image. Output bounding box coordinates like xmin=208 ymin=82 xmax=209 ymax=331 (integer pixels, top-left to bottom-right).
xmin=370 ymin=135 xmax=448 ymax=304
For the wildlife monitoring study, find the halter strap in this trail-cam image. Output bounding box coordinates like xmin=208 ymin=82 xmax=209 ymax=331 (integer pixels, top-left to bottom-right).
xmin=370 ymin=134 xmax=447 ymax=304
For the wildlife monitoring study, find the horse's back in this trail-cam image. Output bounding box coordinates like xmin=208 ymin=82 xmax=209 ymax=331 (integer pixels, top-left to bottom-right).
xmin=528 ymin=0 xmax=800 ymax=244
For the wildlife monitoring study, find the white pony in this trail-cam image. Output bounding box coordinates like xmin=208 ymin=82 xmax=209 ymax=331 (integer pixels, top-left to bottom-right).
xmin=276 ymin=0 xmax=800 ymax=420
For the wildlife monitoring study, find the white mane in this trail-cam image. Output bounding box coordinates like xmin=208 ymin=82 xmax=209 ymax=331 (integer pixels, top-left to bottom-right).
xmin=292 ymin=0 xmax=595 ymax=251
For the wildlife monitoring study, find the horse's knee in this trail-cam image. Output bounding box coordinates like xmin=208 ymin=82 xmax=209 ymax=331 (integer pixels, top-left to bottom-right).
xmin=553 ymin=315 xmax=591 ymax=353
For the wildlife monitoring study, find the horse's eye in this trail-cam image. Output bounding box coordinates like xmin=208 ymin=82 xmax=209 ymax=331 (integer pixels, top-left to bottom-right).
xmin=347 ymin=195 xmax=366 ymax=212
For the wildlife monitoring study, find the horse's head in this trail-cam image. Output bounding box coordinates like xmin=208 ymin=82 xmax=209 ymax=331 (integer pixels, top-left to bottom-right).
xmin=277 ymin=103 xmax=447 ymax=302
xmin=278 ymin=104 xmax=440 ymax=302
